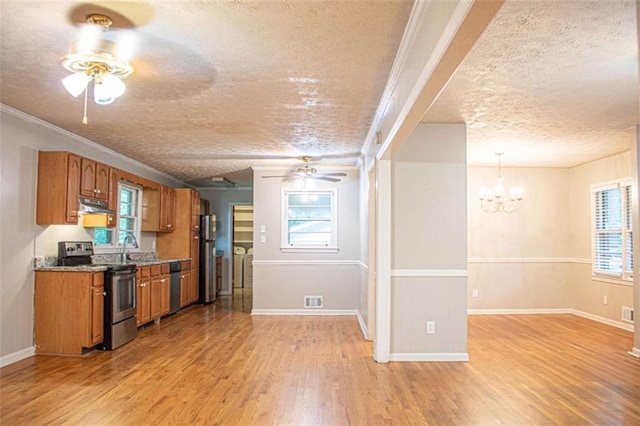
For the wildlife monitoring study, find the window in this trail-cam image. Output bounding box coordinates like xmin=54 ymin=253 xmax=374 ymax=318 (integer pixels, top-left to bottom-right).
xmin=281 ymin=189 xmax=338 ymax=252
xmin=93 ymin=182 xmax=142 ymax=251
xmin=592 ymin=181 xmax=633 ymax=280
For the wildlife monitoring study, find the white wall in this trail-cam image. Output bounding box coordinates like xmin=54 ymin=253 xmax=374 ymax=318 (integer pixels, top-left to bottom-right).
xmin=390 ymin=124 xmax=468 ymax=359
xmin=569 ymin=151 xmax=634 ymax=326
xmin=0 ymin=107 xmax=183 ymax=366
xmin=251 ymin=167 xmax=360 ymax=313
xmin=468 ymin=167 xmax=572 ymax=311
xmin=467 ymin=150 xmax=635 ymax=330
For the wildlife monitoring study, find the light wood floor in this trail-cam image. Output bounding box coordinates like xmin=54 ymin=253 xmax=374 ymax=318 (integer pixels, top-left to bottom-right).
xmin=2 ymin=290 xmax=640 ymax=425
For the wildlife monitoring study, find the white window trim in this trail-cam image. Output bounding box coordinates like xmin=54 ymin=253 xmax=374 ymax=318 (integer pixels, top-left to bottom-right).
xmin=280 ymin=188 xmax=338 ymax=253
xmin=591 ymin=179 xmax=633 ymax=283
xmin=93 ymin=182 xmax=143 ymax=253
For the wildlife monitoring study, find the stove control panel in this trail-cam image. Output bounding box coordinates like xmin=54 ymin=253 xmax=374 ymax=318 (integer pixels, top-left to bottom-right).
xmin=57 ymin=241 xmax=94 ymax=258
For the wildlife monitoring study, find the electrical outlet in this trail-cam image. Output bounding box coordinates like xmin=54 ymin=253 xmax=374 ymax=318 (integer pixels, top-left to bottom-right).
xmin=260 ymin=235 xmax=266 ymax=243
xmin=426 ymin=321 xmax=436 ymax=334
xmin=603 ymin=295 xmax=608 ymax=305
xmin=472 ymin=289 xmax=479 ymax=298
xmin=152 ymin=240 xmax=156 ymax=250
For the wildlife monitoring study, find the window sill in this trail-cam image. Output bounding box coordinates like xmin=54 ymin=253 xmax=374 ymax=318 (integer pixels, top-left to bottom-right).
xmin=280 ymin=247 xmax=339 ymax=253
xmin=591 ymin=275 xmax=633 ymax=287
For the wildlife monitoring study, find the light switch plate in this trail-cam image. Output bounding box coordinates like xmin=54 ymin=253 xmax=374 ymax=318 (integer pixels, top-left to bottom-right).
xmin=260 ymin=225 xmax=266 ymax=233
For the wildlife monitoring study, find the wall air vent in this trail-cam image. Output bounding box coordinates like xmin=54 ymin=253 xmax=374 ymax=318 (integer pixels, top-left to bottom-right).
xmin=304 ymin=296 xmax=323 ymax=309
xmin=622 ymin=306 xmax=634 ymax=323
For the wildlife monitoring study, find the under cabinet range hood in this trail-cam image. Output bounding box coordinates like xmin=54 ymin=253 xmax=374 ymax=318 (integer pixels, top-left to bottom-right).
xmin=79 ymin=197 xmax=115 ymax=215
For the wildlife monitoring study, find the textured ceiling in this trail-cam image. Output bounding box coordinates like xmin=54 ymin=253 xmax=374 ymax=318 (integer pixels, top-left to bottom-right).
xmin=0 ymin=0 xmax=413 ymax=186
xmin=423 ymin=0 xmax=639 ymax=168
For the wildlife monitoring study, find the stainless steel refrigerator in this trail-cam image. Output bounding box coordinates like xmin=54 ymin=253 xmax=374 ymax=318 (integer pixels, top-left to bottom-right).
xmin=199 ymin=214 xmax=217 ymax=303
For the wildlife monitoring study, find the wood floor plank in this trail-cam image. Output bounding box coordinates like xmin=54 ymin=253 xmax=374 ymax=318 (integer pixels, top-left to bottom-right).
xmin=1 ymin=291 xmax=640 ymax=425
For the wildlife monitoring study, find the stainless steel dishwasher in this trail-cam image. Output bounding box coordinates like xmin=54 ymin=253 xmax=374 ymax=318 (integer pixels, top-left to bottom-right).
xmin=169 ymin=262 xmax=181 ymax=314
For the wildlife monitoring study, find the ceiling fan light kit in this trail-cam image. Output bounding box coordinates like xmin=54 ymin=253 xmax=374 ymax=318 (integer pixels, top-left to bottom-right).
xmin=479 ymin=152 xmax=524 ymax=213
xmin=61 ymin=14 xmax=133 ymax=123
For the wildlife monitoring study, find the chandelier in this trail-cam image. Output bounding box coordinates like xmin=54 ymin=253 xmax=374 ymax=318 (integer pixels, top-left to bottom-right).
xmin=61 ymin=14 xmax=133 ymax=124
xmin=479 ymin=152 xmax=523 ymax=213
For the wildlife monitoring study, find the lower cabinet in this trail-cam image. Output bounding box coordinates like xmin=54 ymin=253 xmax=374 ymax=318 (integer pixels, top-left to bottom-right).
xmin=191 ymin=266 xmax=199 ymax=304
xmin=34 ymin=271 xmax=104 ymax=355
xmin=180 ymin=269 xmax=191 ymax=308
xmin=137 ymin=265 xmax=170 ymax=326
xmin=137 ymin=276 xmax=151 ymax=326
xmin=161 ymin=275 xmax=170 ymax=316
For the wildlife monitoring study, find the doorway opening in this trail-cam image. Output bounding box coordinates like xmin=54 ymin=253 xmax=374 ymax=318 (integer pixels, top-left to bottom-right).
xmin=232 ymin=205 xmax=254 ymax=290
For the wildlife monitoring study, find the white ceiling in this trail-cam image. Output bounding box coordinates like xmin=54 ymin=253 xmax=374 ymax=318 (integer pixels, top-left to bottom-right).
xmin=0 ymin=0 xmax=413 ymax=186
xmin=423 ymin=0 xmax=639 ymax=168
xmin=1 ymin=1 xmax=637 ymax=186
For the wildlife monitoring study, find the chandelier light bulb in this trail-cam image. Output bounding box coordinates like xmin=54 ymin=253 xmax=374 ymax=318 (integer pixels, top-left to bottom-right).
xmin=101 ymin=73 xmax=126 ymax=98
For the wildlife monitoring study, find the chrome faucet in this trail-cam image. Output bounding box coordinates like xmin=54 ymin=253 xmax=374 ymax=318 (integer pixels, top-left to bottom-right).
xmin=120 ymin=232 xmax=139 ymax=264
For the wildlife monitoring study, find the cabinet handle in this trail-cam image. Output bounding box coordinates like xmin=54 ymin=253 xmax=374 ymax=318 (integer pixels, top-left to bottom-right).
xmin=195 ymin=236 xmax=199 ymax=240
xmin=167 ymin=224 xmax=173 ymax=228
xmin=103 ymin=292 xmax=107 ymax=296
xmin=160 ymin=279 xmax=166 ymax=283
xmin=181 ymin=275 xmax=185 ymax=278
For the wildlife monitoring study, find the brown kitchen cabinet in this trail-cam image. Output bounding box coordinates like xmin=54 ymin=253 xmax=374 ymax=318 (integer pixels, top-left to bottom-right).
xmin=36 ymin=151 xmax=82 ymax=225
xmin=106 ymin=167 xmax=119 ymax=227
xmin=80 ymin=158 xmax=109 ymax=201
xmin=157 ymin=188 xmax=201 ymax=307
xmin=191 ymin=190 xmax=201 ymax=232
xmin=160 ymin=275 xmax=171 ymax=316
xmin=180 ymin=261 xmax=191 ymax=307
xmin=150 ymin=276 xmax=163 ymax=319
xmin=137 ymin=276 xmax=151 ymax=326
xmin=34 ymin=271 xmax=104 ymax=355
xmin=160 ymin=185 xmax=177 ymax=232
xmin=141 ymin=185 xmax=176 ymax=233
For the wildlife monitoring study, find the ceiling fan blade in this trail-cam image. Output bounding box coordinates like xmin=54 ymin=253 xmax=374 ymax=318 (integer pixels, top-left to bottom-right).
xmin=319 ymin=172 xmax=347 ymax=177
xmin=312 ymin=176 xmax=341 ymax=182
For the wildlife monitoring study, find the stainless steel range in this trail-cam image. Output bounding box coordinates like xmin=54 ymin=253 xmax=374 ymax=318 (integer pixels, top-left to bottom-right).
xmin=58 ymin=241 xmax=137 ymax=350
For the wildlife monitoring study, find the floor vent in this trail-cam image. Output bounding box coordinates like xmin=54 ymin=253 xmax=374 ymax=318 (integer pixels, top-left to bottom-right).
xmin=622 ymin=306 xmax=634 ymax=323
xmin=304 ymin=296 xmax=323 ymax=309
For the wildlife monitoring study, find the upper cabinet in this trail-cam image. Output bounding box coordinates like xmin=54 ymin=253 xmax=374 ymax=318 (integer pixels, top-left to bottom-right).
xmin=142 ymin=185 xmax=176 ymax=233
xmin=80 ymin=158 xmax=109 ymax=201
xmin=37 ymin=151 xmax=82 ymax=225
xmin=191 ymin=190 xmax=200 ymax=232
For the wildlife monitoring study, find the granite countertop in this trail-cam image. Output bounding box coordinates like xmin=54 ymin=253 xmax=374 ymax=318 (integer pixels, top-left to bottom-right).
xmin=34 ymin=258 xmax=191 ymax=272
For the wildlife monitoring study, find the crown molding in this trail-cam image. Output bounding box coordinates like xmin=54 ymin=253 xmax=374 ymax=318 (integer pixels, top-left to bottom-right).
xmin=360 ymin=0 xmax=429 ymax=158
xmin=0 ymin=103 xmax=184 ymax=187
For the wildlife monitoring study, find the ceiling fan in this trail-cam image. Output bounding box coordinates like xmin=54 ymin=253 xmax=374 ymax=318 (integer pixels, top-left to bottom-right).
xmin=262 ymin=157 xmax=347 ymax=182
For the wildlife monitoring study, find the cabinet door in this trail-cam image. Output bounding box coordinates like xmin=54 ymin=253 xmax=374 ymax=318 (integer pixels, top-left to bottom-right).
xmin=159 ymin=185 xmax=176 ymax=232
xmin=139 ymin=277 xmax=151 ymax=324
xmin=161 ymin=275 xmax=170 ymax=316
xmin=91 ymin=285 xmax=104 ymax=345
xmin=191 ymin=190 xmax=200 ymax=232
xmin=180 ymin=270 xmax=190 ymax=307
xmin=150 ymin=276 xmax=163 ymax=319
xmin=80 ymin=158 xmax=96 ymax=197
xmin=94 ymin=163 xmax=109 ymax=200
xmin=191 ymin=234 xmax=200 ymax=270
xmin=65 ymin=154 xmax=82 ymax=224
xmin=191 ymin=266 xmax=199 ymax=304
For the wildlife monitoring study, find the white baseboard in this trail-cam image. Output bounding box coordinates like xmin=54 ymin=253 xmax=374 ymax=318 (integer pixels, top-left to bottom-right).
xmin=571 ymin=309 xmax=634 ymax=332
xmin=468 ymin=308 xmax=634 ymax=332
xmin=356 ymin=310 xmax=369 ymax=340
xmin=389 ymin=352 xmax=469 ymax=362
xmin=251 ymin=309 xmax=358 ymax=316
xmin=0 ymin=346 xmax=35 ymax=368
xmin=468 ymin=308 xmax=571 ymax=315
